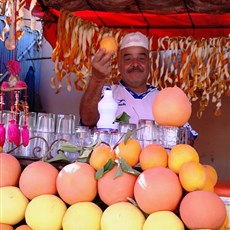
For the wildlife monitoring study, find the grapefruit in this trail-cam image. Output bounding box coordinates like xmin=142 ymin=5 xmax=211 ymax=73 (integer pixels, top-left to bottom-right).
xmin=62 ymin=202 xmax=102 ymax=230
xmin=19 ymin=161 xmax=58 ymax=200
xmin=0 ymin=186 xmax=29 ymax=225
xmin=101 ymin=202 xmax=145 ymax=230
xmin=152 ymin=86 xmax=192 ymax=126
xmin=179 ymin=190 xmax=226 ymax=230
xmin=134 ymin=167 xmax=183 ymax=214
xmin=56 ymin=162 xmax=97 ymax=205
xmin=25 ymin=194 xmax=67 ymax=230
xmin=143 ymin=211 xmax=185 ymax=230
xmin=0 ymin=153 xmax=21 ymax=187
xmin=98 ymin=164 xmax=137 ymax=205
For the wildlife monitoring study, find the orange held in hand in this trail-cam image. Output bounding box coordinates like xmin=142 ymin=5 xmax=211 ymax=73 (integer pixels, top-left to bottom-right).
xmin=100 ymin=36 xmax=118 ymax=54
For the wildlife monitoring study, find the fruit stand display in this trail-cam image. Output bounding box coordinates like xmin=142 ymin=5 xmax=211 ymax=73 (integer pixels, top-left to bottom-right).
xmin=0 ymin=141 xmax=229 ymax=230
xmin=0 ymin=85 xmax=229 ymax=230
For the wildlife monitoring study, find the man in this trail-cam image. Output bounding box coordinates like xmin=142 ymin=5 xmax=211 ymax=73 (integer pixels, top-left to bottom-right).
xmin=79 ymin=32 xmax=198 ymax=141
xmin=80 ymin=32 xmax=158 ymax=126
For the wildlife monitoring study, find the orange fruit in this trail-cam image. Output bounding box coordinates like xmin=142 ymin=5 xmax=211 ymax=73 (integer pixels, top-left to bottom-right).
xmin=179 ymin=161 xmax=207 ymax=192
xmin=168 ymin=144 xmax=199 ymax=174
xmin=98 ymin=164 xmax=137 ymax=206
xmin=0 ymin=153 xmax=21 ymax=187
xmin=152 ymin=86 xmax=192 ymax=126
xmin=19 ymin=161 xmax=58 ymax=200
xmin=219 ymin=215 xmax=229 ymax=230
xmin=15 ymin=225 xmax=32 ymax=230
xmin=89 ymin=144 xmax=115 ymax=170
xmin=100 ymin=36 xmax=118 ymax=54
xmin=202 ymin=175 xmax=215 ymax=192
xmin=0 ymin=223 xmax=14 ymax=230
xmin=134 ymin=167 xmax=183 ymax=214
xmin=179 ymin=190 xmax=226 ymax=230
xmin=115 ymin=138 xmax=141 ymax=167
xmin=139 ymin=143 xmax=168 ymax=170
xmin=203 ymin=164 xmax=218 ymax=186
xmin=56 ymin=162 xmax=97 ymax=205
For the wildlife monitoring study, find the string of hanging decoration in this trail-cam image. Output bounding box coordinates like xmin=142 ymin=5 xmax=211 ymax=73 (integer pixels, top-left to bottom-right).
xmin=51 ymin=9 xmax=229 ymax=118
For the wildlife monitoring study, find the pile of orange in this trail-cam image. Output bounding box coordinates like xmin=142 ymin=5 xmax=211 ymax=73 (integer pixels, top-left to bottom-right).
xmin=0 ymin=138 xmax=228 ymax=230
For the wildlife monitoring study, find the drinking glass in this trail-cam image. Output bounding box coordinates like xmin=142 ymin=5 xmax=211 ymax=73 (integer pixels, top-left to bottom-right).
xmin=75 ymin=126 xmax=92 ymax=146
xmin=66 ymin=125 xmax=92 ymax=162
xmin=157 ymin=125 xmax=178 ymax=150
xmin=17 ymin=111 xmax=37 ymax=158
xmin=109 ymin=131 xmax=122 ymax=148
xmin=137 ymin=119 xmax=155 ymax=148
xmin=33 ymin=113 xmax=56 ymax=158
xmin=118 ymin=122 xmax=137 ymax=139
xmin=92 ymin=129 xmax=111 ymax=145
xmin=52 ymin=114 xmax=76 ymax=160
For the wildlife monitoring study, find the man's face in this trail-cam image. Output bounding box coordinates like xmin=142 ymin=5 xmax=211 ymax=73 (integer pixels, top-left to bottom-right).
xmin=118 ymin=46 xmax=150 ymax=91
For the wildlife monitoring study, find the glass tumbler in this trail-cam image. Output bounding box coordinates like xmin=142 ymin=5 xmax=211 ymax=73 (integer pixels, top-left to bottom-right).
xmin=118 ymin=122 xmax=137 ymax=139
xmin=33 ymin=113 xmax=56 ymax=159
xmin=72 ymin=126 xmax=92 ymax=161
xmin=137 ymin=119 xmax=155 ymax=148
xmin=52 ymin=114 xmax=76 ymax=160
xmin=17 ymin=111 xmax=37 ymax=158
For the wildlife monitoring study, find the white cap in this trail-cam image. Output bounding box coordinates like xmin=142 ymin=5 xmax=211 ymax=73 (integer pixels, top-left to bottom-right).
xmin=120 ymin=32 xmax=149 ymax=50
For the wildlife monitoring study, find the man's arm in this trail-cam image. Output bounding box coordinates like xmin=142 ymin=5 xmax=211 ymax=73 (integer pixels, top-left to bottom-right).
xmin=79 ymin=49 xmax=114 ymax=127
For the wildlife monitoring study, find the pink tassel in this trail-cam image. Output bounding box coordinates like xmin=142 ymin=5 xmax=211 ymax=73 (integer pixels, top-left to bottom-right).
xmin=8 ymin=119 xmax=21 ymax=146
xmin=21 ymin=125 xmax=29 ymax=147
xmin=0 ymin=123 xmax=6 ymax=147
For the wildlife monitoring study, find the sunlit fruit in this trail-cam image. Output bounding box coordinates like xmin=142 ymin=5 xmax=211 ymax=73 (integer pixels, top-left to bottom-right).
xmin=0 ymin=223 xmax=14 ymax=230
xmin=0 ymin=186 xmax=29 ymax=225
xmin=89 ymin=144 xmax=115 ymax=170
xmin=101 ymin=202 xmax=145 ymax=230
xmin=19 ymin=161 xmax=58 ymax=200
xmin=152 ymin=86 xmax=192 ymax=126
xmin=143 ymin=210 xmax=185 ymax=230
xmin=179 ymin=161 xmax=207 ymax=192
xmin=0 ymin=153 xmax=21 ymax=187
xmin=115 ymin=138 xmax=141 ymax=167
xmin=100 ymin=36 xmax=118 ymax=54
xmin=62 ymin=202 xmax=102 ymax=230
xmin=139 ymin=143 xmax=168 ymax=170
xmin=202 ymin=175 xmax=215 ymax=192
xmin=203 ymin=164 xmax=218 ymax=186
xmin=98 ymin=164 xmax=137 ymax=206
xmin=179 ymin=190 xmax=226 ymax=230
xmin=134 ymin=167 xmax=183 ymax=214
xmin=168 ymin=144 xmax=199 ymax=174
xmin=15 ymin=225 xmax=32 ymax=230
xmin=25 ymin=194 xmax=67 ymax=230
xmin=56 ymin=162 xmax=97 ymax=205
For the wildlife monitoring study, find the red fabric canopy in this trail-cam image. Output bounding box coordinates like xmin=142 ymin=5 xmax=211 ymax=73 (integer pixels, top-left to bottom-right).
xmin=27 ymin=0 xmax=230 ymax=49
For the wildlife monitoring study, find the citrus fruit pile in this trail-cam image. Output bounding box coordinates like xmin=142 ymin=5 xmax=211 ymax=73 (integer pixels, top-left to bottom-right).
xmin=0 ymin=140 xmax=228 ymax=230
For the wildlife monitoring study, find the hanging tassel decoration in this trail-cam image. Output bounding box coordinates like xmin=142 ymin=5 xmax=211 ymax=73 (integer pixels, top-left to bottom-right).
xmin=0 ymin=123 xmax=6 ymax=148
xmin=8 ymin=119 xmax=21 ymax=146
xmin=21 ymin=124 xmax=29 ymax=147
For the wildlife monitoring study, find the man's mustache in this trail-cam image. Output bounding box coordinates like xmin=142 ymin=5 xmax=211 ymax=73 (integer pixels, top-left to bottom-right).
xmin=127 ymin=65 xmax=144 ymax=73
